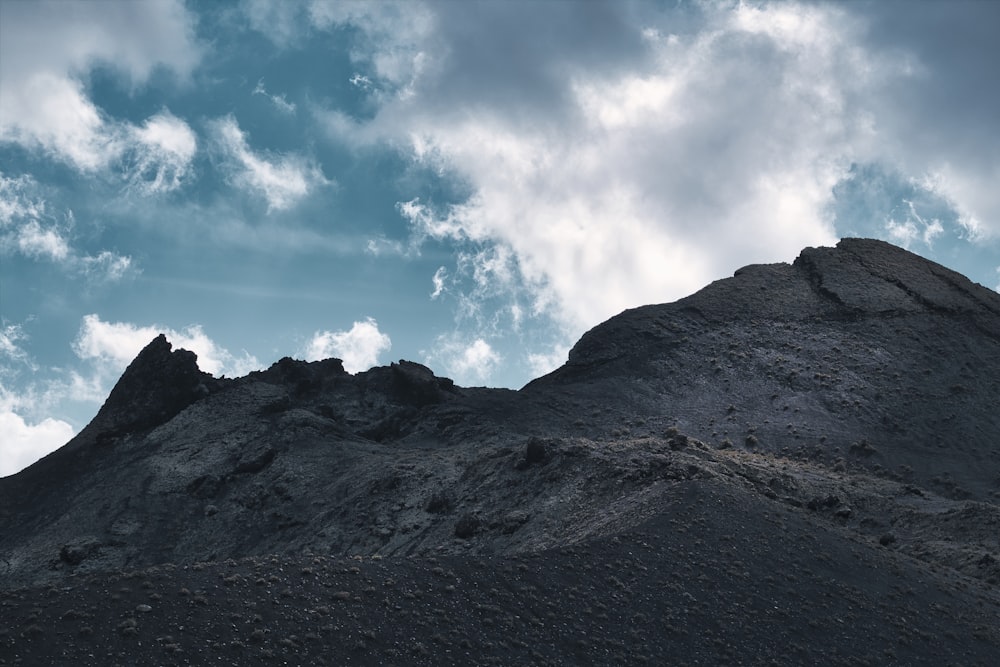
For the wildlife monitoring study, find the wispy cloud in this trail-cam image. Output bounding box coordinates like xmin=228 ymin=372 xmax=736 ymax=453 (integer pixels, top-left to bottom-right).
xmin=0 ymin=173 xmax=134 ymax=282
xmin=430 ymin=266 xmax=447 ymax=299
xmin=210 ymin=115 xmax=329 ymax=211
xmin=253 ymin=79 xmax=297 ymax=115
xmin=304 ymin=317 xmax=392 ymax=373
xmin=125 ymin=111 xmax=198 ymax=194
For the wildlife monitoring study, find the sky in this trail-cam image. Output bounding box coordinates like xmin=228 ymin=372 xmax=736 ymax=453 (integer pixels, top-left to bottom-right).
xmin=2 ymin=0 xmax=999 ymax=477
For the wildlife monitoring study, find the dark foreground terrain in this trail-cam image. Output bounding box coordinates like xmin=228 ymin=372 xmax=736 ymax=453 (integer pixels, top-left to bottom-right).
xmin=2 ymin=239 xmax=999 ymax=665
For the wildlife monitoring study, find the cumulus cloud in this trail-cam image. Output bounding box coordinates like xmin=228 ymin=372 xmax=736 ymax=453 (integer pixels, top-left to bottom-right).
xmin=304 ymin=318 xmax=392 ymax=373
xmin=0 ymin=0 xmax=200 ymax=175
xmin=0 ymin=324 xmax=74 ymax=476
xmin=210 ymin=115 xmax=329 ymax=211
xmin=424 ymin=335 xmax=500 ymax=385
xmin=0 ymin=74 xmax=120 ymax=172
xmin=0 ymin=375 xmax=76 ymax=478
xmin=0 ymin=407 xmax=75 ymax=477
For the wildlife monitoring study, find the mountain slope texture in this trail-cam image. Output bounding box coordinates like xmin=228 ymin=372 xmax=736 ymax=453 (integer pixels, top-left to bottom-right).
xmin=2 ymin=238 xmax=999 ymax=665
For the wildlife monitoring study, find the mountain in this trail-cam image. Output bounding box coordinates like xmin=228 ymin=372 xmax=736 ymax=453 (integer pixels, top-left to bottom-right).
xmin=2 ymin=238 xmax=999 ymax=665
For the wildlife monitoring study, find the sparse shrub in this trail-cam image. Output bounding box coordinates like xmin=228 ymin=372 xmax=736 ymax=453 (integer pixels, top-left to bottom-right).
xmin=524 ymin=437 xmax=549 ymax=465
xmin=454 ymin=513 xmax=480 ymax=539
xmin=745 ymin=434 xmax=758 ymax=448
xmin=425 ymin=491 xmax=452 ymax=514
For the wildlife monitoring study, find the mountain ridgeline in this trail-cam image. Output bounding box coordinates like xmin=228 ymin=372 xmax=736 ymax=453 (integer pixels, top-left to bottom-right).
xmin=2 ymin=238 xmax=999 ymax=666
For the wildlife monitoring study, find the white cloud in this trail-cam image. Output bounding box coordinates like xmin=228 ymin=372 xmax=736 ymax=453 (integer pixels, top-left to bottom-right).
xmin=430 ymin=266 xmax=447 ymax=299
xmin=253 ymin=79 xmax=297 ymax=115
xmin=309 ymin=0 xmax=1000 ymax=366
xmin=314 ymin=2 xmax=891 ymax=340
xmin=885 ymin=199 xmax=944 ymax=249
xmin=0 ymin=73 xmax=121 ymax=172
xmin=304 ymin=317 xmax=392 ymax=373
xmin=527 ymin=343 xmax=570 ymax=380
xmin=365 ymin=235 xmax=408 ymax=257
xmin=0 ymin=408 xmax=75 ymax=477
xmin=307 ymin=0 xmax=435 ymax=94
xmin=13 ymin=219 xmax=70 ymax=261
xmin=80 ymin=251 xmax=134 ymax=283
xmin=73 ymin=314 xmax=262 ymax=380
xmin=0 ymin=173 xmax=134 ymax=281
xmin=424 ymin=335 xmax=500 ymax=385
xmin=0 ymin=323 xmax=35 ymax=372
xmin=126 ymin=112 xmax=198 ymax=194
xmin=914 ymin=167 xmax=990 ymax=242
xmin=241 ymin=0 xmax=311 ymax=47
xmin=210 ymin=115 xmax=329 ymax=211
xmin=0 ymin=0 xmax=200 ymax=174
xmin=0 ymin=327 xmax=75 ymax=476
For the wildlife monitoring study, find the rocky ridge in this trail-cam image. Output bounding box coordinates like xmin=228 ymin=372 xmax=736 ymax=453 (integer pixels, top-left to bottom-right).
xmin=1 ymin=238 xmax=998 ymax=665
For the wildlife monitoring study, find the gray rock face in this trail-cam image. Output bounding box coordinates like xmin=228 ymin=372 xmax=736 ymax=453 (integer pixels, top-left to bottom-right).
xmin=531 ymin=238 xmax=1000 ymax=499
xmin=1 ymin=239 xmax=998 ymax=665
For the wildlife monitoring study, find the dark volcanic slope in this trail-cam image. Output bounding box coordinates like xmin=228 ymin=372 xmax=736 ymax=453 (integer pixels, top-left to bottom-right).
xmin=2 ymin=238 xmax=999 ymax=665
xmin=530 ymin=238 xmax=1000 ymax=500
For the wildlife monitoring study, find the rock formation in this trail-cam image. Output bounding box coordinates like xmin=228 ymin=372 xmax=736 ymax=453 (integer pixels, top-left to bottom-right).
xmin=2 ymin=238 xmax=998 ymax=665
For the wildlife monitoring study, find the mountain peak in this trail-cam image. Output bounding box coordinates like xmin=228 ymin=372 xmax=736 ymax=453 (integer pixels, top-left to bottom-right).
xmin=2 ymin=239 xmax=999 ymax=665
xmin=551 ymin=238 xmax=1000 ymax=375
xmin=86 ymin=334 xmax=214 ymax=441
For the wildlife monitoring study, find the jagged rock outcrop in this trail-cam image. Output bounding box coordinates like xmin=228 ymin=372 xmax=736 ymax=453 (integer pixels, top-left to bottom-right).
xmin=85 ymin=334 xmax=219 ymax=443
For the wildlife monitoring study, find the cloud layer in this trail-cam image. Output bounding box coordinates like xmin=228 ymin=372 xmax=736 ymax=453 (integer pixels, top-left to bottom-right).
xmin=312 ymin=3 xmax=874 ymax=334
xmin=0 ymin=0 xmax=199 ymax=175
xmin=300 ymin=0 xmax=1000 ymax=378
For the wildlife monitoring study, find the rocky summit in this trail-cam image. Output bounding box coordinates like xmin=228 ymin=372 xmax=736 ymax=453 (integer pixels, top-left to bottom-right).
xmin=2 ymin=238 xmax=999 ymax=666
